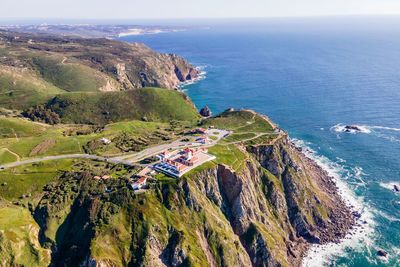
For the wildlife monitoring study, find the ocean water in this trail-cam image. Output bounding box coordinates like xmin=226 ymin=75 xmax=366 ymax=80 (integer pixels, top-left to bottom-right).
xmin=121 ymin=17 xmax=400 ymax=266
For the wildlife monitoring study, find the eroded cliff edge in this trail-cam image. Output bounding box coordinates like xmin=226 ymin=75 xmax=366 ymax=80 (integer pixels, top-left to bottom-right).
xmin=27 ymin=111 xmax=354 ymax=267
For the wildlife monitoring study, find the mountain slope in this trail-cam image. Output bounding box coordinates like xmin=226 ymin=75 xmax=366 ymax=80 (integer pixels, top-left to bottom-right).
xmin=45 ymin=88 xmax=200 ymax=124
xmin=0 ymin=111 xmax=353 ymax=266
xmin=0 ymin=30 xmax=199 ymax=110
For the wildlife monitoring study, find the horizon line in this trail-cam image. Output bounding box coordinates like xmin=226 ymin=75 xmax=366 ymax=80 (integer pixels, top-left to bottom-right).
xmin=1 ymin=13 xmax=400 ymax=23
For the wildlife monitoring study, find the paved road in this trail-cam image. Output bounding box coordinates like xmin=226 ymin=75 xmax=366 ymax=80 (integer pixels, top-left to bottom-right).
xmin=115 ymin=128 xmax=231 ymax=163
xmin=0 ymin=129 xmax=281 ymax=171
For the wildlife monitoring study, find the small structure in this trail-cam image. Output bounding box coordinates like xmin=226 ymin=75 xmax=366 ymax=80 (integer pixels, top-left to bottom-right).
xmin=195 ymin=128 xmax=206 ymax=134
xmin=195 ymin=135 xmax=209 ymax=144
xmin=131 ymin=176 xmax=148 ymax=190
xmin=154 ymin=147 xmax=215 ymax=178
xmin=100 ymin=137 xmax=111 ymax=144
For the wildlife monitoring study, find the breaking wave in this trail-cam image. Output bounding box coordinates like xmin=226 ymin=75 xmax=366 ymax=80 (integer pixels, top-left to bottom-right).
xmin=291 ymin=139 xmax=375 ymax=267
xmin=179 ymin=65 xmax=208 ymax=89
xmin=331 ymin=123 xmax=371 ymax=134
xmin=379 ymin=181 xmax=400 ymax=193
xmin=331 ymin=124 xmax=400 ymax=142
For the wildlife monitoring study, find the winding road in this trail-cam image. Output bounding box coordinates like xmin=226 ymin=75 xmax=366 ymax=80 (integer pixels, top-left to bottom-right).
xmin=0 ymin=129 xmax=281 ymax=171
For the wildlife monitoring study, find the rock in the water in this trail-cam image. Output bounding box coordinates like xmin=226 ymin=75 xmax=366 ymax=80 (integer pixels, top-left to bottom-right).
xmin=393 ymin=184 xmax=400 ymax=192
xmin=344 ymin=125 xmax=362 ymax=132
xmin=377 ymin=249 xmax=388 ymax=257
xmin=199 ymin=105 xmax=212 ymax=117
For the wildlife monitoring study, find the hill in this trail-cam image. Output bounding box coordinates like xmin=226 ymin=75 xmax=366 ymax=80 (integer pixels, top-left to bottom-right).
xmin=46 ymin=88 xmax=200 ymax=124
xmin=0 ymin=111 xmax=354 ymax=266
xmin=0 ymin=30 xmax=198 ymax=110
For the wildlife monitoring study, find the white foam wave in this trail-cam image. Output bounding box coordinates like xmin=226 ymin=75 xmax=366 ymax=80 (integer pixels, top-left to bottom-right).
xmin=379 ymin=181 xmax=400 ymax=192
xmin=331 ymin=123 xmax=400 ymax=143
xmin=370 ymin=126 xmax=400 ymax=132
xmin=332 ymin=123 xmax=400 ymax=134
xmin=179 ymin=65 xmax=208 ymax=88
xmin=292 ymin=139 xmax=375 ymax=267
xmin=331 ymin=123 xmax=371 ymax=134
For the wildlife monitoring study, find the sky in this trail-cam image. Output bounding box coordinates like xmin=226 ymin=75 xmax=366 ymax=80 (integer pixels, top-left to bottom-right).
xmin=1 ymin=0 xmax=400 ymax=20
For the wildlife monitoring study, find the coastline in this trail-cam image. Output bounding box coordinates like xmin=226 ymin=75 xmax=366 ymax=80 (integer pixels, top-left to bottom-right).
xmin=180 ymin=61 xmax=364 ymax=265
xmin=291 ymin=139 xmax=374 ymax=266
xmin=180 ymin=59 xmax=360 ymax=265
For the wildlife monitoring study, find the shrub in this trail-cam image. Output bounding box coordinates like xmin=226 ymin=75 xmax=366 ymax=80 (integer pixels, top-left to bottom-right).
xmin=22 ymin=105 xmax=61 ymax=125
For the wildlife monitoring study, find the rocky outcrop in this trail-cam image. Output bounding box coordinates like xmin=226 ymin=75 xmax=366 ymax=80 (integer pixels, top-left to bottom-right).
xmin=0 ymin=31 xmax=199 ymax=91
xmin=181 ymin=135 xmax=354 ymax=266
xmin=25 ymin=133 xmax=353 ymax=267
xmin=200 ymin=105 xmax=212 ymax=117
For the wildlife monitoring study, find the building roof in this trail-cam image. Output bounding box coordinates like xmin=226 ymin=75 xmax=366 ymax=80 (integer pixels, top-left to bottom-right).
xmin=135 ymin=176 xmax=147 ymax=184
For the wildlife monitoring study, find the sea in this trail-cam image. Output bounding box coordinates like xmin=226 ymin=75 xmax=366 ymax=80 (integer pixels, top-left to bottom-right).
xmin=120 ymin=16 xmax=400 ymax=266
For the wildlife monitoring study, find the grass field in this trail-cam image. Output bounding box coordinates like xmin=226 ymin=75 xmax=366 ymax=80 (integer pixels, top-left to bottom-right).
xmin=208 ymin=144 xmax=247 ymax=172
xmin=0 ymin=116 xmax=194 ymax=160
xmin=0 ymin=159 xmax=75 ymax=201
xmin=0 ymin=67 xmax=64 ymax=110
xmin=221 ymin=132 xmax=257 ymax=143
xmin=0 ymin=117 xmax=49 ymax=138
xmin=32 ymin=55 xmax=109 ymax=92
xmin=0 ymin=148 xmax=18 ymax=164
xmin=202 ymin=110 xmax=274 ymax=133
xmin=244 ymin=134 xmax=279 ymax=146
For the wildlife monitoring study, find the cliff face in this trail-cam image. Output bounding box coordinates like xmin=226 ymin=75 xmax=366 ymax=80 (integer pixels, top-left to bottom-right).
xmin=182 ymin=136 xmax=353 ymax=266
xmin=0 ymin=31 xmax=198 ymax=93
xmin=29 ymin=134 xmax=353 ymax=267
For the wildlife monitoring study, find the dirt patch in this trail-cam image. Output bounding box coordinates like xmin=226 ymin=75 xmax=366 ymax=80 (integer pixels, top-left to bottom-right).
xmin=29 ymin=139 xmax=56 ymax=156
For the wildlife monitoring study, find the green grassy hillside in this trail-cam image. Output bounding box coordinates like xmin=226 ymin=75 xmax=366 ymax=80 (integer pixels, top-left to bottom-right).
xmin=47 ymin=88 xmax=200 ymax=124
xmin=0 ymin=68 xmax=64 ymax=109
xmin=32 ymin=55 xmax=110 ymax=92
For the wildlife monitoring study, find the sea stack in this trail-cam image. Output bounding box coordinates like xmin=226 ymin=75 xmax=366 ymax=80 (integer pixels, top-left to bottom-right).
xmin=393 ymin=184 xmax=400 ymax=192
xmin=199 ymin=105 xmax=212 ymax=117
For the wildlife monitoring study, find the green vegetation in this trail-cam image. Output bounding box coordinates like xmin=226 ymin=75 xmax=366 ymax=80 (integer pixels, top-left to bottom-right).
xmin=0 ymin=116 xmax=194 ymax=160
xmin=22 ymin=105 xmax=61 ymax=125
xmin=0 ymin=117 xmax=49 ymax=138
xmin=32 ymin=55 xmax=109 ymax=92
xmin=208 ymin=144 xmax=247 ymax=171
xmin=0 ymin=159 xmax=75 ymax=201
xmin=0 ymin=205 xmax=51 ymax=266
xmin=221 ymin=132 xmax=256 ymax=143
xmin=0 ymin=148 xmax=18 ymax=164
xmin=0 ymin=68 xmax=64 ymax=109
xmin=243 ymin=133 xmax=279 ymax=146
xmin=47 ymin=88 xmax=200 ymax=124
xmin=202 ymin=110 xmax=274 ymax=133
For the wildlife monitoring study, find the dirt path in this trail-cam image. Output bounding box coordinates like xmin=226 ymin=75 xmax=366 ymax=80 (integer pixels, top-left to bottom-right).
xmin=2 ymin=148 xmax=20 ymax=161
xmin=0 ymin=154 xmax=138 ymax=170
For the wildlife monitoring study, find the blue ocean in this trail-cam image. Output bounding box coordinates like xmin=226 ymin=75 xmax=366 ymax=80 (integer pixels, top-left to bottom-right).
xmin=121 ymin=17 xmax=400 ymax=266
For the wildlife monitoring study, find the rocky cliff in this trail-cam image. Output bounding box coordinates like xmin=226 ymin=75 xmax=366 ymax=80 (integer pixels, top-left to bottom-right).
xmin=25 ymin=127 xmax=353 ymax=267
xmin=0 ymin=30 xmax=198 ymax=93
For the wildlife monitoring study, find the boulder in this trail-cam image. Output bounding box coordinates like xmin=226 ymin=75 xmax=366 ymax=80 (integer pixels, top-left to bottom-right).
xmin=199 ymin=105 xmax=212 ymax=117
xmin=377 ymin=249 xmax=388 ymax=258
xmin=344 ymin=125 xmax=362 ymax=132
xmin=393 ymin=184 xmax=400 ymax=192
